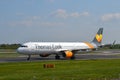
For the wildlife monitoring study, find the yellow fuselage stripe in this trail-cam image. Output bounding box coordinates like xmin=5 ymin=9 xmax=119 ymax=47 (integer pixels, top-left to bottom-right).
xmin=84 ymin=42 xmax=94 ymax=49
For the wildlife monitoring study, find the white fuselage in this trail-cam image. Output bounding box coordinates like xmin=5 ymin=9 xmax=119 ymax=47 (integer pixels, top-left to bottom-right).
xmin=17 ymin=42 xmax=97 ymax=55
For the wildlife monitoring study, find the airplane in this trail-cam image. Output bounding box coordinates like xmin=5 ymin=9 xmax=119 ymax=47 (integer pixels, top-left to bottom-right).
xmin=101 ymin=40 xmax=116 ymax=48
xmin=17 ymin=28 xmax=103 ymax=60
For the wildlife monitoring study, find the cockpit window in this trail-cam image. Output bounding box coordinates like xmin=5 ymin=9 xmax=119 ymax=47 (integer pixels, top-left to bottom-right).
xmin=21 ymin=45 xmax=28 ymax=47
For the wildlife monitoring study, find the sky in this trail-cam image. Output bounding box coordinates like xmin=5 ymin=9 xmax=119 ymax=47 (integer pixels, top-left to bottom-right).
xmin=0 ymin=0 xmax=120 ymax=44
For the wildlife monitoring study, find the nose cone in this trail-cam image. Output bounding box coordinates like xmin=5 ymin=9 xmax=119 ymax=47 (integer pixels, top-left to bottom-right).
xmin=17 ymin=47 xmax=24 ymax=53
xmin=17 ymin=47 xmax=29 ymax=54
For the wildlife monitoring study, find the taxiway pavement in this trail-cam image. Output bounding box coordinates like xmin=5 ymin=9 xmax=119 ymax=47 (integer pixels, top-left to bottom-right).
xmin=0 ymin=50 xmax=120 ymax=62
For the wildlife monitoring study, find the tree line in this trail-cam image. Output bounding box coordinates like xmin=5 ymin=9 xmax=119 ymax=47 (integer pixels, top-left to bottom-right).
xmin=109 ymin=44 xmax=120 ymax=49
xmin=0 ymin=44 xmax=21 ymax=49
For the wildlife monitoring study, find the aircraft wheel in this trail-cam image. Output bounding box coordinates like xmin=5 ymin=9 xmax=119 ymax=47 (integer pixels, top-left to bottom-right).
xmin=71 ymin=56 xmax=75 ymax=60
xmin=27 ymin=55 xmax=31 ymax=60
xmin=55 ymin=55 xmax=60 ymax=59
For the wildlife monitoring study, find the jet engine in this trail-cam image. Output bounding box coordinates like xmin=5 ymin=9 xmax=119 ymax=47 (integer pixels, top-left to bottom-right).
xmin=62 ymin=51 xmax=73 ymax=58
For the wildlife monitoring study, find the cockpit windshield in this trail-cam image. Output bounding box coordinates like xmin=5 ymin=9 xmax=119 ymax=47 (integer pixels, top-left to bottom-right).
xmin=20 ymin=45 xmax=28 ymax=47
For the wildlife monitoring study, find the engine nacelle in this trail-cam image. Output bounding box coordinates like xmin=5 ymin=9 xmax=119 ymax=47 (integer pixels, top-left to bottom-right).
xmin=39 ymin=54 xmax=50 ymax=57
xmin=62 ymin=51 xmax=73 ymax=58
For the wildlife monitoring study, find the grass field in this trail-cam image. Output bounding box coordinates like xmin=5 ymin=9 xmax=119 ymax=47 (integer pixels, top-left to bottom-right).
xmin=0 ymin=59 xmax=120 ymax=80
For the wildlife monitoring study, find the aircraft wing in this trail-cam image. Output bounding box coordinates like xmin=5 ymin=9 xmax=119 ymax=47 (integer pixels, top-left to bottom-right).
xmin=56 ymin=48 xmax=90 ymax=53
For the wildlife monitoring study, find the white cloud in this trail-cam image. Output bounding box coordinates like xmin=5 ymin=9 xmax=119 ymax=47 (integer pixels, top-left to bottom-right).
xmin=101 ymin=13 xmax=120 ymax=21
xmin=51 ymin=9 xmax=89 ymax=18
xmin=70 ymin=12 xmax=89 ymax=17
xmin=40 ymin=22 xmax=65 ymax=27
xmin=51 ymin=9 xmax=68 ymax=18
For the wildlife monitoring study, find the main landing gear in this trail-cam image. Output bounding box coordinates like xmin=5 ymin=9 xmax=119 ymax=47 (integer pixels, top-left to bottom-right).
xmin=70 ymin=56 xmax=75 ymax=60
xmin=55 ymin=55 xmax=60 ymax=59
xmin=55 ymin=54 xmax=75 ymax=60
xmin=27 ymin=55 xmax=31 ymax=60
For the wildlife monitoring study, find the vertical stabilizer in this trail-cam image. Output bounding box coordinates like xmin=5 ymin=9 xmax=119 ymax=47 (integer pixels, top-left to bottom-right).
xmin=92 ymin=28 xmax=103 ymax=46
